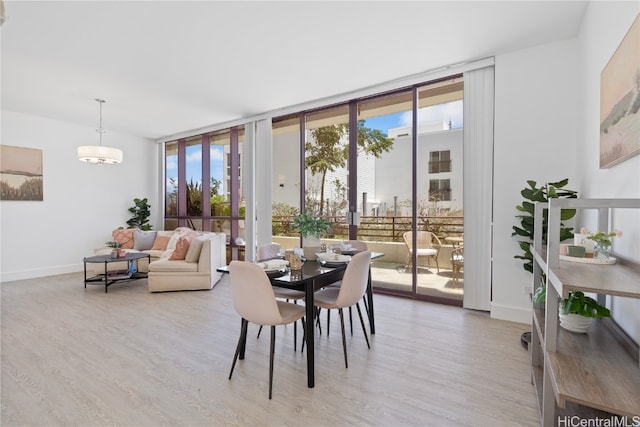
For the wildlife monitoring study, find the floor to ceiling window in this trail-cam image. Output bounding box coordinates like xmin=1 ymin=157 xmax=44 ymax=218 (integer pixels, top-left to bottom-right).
xmin=268 ymin=74 xmax=464 ymax=305
xmin=163 ymin=126 xmax=245 ymax=262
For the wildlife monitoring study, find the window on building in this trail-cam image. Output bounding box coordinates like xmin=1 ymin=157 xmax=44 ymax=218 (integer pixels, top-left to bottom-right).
xmin=429 ymin=179 xmax=451 ymax=201
xmin=428 ymin=150 xmax=451 ymax=173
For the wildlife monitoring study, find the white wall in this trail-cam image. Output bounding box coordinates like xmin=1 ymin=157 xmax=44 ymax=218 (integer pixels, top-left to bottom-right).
xmin=492 ymin=38 xmax=579 ymax=323
xmin=575 ymin=2 xmax=640 ymax=342
xmin=0 ymin=110 xmax=158 ymax=282
xmin=492 ymin=2 xmax=640 ymax=330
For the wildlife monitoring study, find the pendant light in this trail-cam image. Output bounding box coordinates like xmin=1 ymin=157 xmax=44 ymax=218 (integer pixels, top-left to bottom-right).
xmin=77 ymin=98 xmax=123 ymax=165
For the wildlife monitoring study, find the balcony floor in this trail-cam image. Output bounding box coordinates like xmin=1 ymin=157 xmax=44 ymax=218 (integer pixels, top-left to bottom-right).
xmin=371 ymin=261 xmax=464 ymax=301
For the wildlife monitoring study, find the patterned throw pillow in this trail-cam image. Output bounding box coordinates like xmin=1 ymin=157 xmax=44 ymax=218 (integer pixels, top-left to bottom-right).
xmin=112 ymin=228 xmax=138 ymax=249
xmin=133 ymin=230 xmax=157 ymax=251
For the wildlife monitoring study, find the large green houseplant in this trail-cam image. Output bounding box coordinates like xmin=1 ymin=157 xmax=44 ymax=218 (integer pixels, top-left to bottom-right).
xmin=512 ymin=179 xmax=578 ymax=273
xmin=126 ymin=197 xmax=152 ymax=230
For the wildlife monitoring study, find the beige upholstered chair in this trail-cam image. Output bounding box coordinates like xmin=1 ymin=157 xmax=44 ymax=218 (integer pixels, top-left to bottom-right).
xmin=402 ymin=231 xmax=441 ymax=272
xmin=312 ymin=251 xmax=372 ymax=368
xmin=321 ymin=240 xmax=369 ymax=335
xmin=228 ymin=261 xmax=306 ymax=399
xmin=256 ymin=243 xmax=306 ymax=349
xmin=257 ymin=243 xmax=282 ymax=261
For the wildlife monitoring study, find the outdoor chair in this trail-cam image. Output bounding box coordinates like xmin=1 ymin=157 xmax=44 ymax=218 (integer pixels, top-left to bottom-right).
xmin=402 ymin=231 xmax=441 ymax=272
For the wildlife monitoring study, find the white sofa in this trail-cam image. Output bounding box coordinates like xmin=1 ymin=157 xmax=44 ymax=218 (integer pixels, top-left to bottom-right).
xmin=94 ymin=228 xmax=226 ymax=292
xmin=148 ymin=233 xmax=226 ymax=292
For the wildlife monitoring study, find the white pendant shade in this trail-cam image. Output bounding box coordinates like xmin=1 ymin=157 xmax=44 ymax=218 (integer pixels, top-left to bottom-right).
xmin=77 ymin=145 xmax=123 ymax=165
xmin=78 ymin=98 xmax=123 ymax=165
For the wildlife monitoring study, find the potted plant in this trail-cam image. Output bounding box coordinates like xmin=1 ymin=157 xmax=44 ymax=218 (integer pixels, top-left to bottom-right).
xmin=126 ymin=197 xmax=152 ymax=230
xmin=292 ymin=212 xmax=331 ymax=260
xmin=533 ymin=285 xmax=611 ymax=333
xmin=106 ymin=241 xmax=124 ymax=258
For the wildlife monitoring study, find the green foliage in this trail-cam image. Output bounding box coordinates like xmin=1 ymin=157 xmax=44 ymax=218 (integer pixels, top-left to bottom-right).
xmin=305 ymin=120 xmax=393 ymax=215
xmin=272 ymin=203 xmax=300 ymax=236
xmin=105 ymin=241 xmax=123 ymax=248
xmin=512 ymin=179 xmax=578 ymax=273
xmin=533 ymin=286 xmax=611 ymax=319
xmin=292 ymin=212 xmax=331 ymax=238
xmin=186 ymin=179 xmax=202 ymax=216
xmin=126 ymin=197 xmax=152 ymax=230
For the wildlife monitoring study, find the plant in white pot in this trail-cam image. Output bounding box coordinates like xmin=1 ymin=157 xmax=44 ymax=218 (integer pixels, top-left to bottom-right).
xmin=292 ymin=212 xmax=331 ymax=261
xmin=533 ymin=286 xmax=611 ymax=333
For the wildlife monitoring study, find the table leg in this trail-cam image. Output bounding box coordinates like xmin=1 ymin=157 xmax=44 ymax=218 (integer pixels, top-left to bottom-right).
xmin=305 ymin=280 xmax=315 ymax=388
xmin=104 ymin=262 xmax=109 ymax=293
xmin=366 ymin=268 xmax=375 ymax=334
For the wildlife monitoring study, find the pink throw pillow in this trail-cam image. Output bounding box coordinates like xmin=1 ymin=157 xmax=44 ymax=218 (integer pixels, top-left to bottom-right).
xmin=169 ymin=233 xmax=197 ymax=260
xmin=151 ymin=234 xmax=171 ymax=251
xmin=112 ymin=228 xmax=138 ymax=249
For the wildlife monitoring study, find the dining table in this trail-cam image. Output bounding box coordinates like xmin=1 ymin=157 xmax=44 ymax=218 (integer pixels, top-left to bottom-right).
xmin=218 ymin=251 xmax=383 ymax=388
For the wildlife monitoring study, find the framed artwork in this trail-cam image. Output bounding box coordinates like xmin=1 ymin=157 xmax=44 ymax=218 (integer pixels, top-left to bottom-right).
xmin=600 ymin=14 xmax=640 ymax=169
xmin=0 ymin=145 xmax=43 ymax=201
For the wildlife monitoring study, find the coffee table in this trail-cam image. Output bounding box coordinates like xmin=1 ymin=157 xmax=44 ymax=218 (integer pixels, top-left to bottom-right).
xmin=83 ymin=253 xmax=150 ymax=293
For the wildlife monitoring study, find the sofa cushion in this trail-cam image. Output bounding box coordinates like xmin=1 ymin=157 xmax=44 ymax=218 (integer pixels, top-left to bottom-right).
xmin=148 ymin=259 xmax=199 ymax=273
xmin=133 ymin=230 xmax=157 ymax=251
xmin=112 ymin=228 xmax=138 ymax=249
xmin=185 ymin=236 xmax=206 ymax=263
xmin=169 ymin=232 xmax=198 ymax=260
xmin=151 ymin=234 xmax=171 ymax=251
xmin=143 ymin=249 xmax=165 ymax=258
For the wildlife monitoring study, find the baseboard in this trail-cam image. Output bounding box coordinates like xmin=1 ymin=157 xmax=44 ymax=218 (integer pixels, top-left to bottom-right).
xmin=0 ymin=263 xmax=83 ymax=283
xmin=491 ymin=302 xmax=532 ymax=325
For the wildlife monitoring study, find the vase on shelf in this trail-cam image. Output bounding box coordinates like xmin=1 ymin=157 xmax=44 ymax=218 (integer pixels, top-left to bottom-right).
xmin=593 ymin=243 xmax=611 ymax=259
xmin=559 ymin=313 xmax=593 ymax=333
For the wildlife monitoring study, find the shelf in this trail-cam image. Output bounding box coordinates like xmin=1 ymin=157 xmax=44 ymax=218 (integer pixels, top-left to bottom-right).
xmin=531 ymin=198 xmax=640 ymax=426
xmin=533 ymin=303 xmax=545 ymax=342
xmin=548 ymin=260 xmax=640 ymax=299
xmin=545 ymin=320 xmax=640 ymax=417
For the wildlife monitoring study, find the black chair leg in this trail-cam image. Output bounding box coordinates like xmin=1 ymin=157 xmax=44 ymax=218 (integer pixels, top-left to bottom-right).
xmin=269 ymin=325 xmax=276 ymax=399
xmin=338 ymin=308 xmax=348 ymax=369
xmin=257 ymin=325 xmax=263 ymax=339
xmin=349 ymin=306 xmax=353 ymax=335
xmin=316 ymin=307 xmax=322 ymax=335
xmin=301 ymin=317 xmax=306 ymax=352
xmin=326 ymin=308 xmax=331 ymax=336
xmin=229 ymin=319 xmax=248 ymax=379
xmin=356 ymin=302 xmax=370 ymax=349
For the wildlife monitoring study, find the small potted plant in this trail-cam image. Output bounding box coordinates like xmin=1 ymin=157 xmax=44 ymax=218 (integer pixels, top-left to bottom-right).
xmin=106 ymin=241 xmax=124 ymax=258
xmin=583 ymin=228 xmax=623 ymax=259
xmin=533 ymin=285 xmax=610 ymax=333
xmin=292 ymin=212 xmax=331 ymax=260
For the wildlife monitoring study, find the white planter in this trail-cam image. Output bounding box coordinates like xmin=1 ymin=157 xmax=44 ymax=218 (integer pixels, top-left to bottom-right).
xmin=559 ymin=313 xmax=593 ymax=333
xmin=302 ymin=235 xmax=321 ymax=260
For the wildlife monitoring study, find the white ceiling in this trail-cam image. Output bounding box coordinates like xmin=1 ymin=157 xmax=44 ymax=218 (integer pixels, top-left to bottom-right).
xmin=1 ymin=1 xmax=589 ymax=140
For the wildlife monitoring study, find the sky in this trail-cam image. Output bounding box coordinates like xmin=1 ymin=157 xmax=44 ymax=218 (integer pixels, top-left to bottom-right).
xmin=169 ymin=100 xmax=463 ymax=190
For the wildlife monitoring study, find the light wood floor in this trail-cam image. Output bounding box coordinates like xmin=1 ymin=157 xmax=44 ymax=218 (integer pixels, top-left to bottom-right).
xmin=1 ymin=273 xmax=539 ymax=426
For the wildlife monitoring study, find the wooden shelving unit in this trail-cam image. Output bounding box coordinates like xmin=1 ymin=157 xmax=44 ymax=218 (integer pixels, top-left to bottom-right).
xmin=530 ymin=198 xmax=640 ymax=426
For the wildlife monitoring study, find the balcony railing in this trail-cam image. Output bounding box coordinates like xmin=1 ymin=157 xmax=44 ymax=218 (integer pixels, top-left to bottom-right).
xmin=272 ymin=215 xmax=463 ymax=242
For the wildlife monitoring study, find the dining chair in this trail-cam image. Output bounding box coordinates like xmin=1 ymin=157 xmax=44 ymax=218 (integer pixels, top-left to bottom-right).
xmin=312 ymin=251 xmax=372 ymax=368
xmin=256 ymin=243 xmax=306 ymax=350
xmin=228 ymin=261 xmax=306 ymax=399
xmin=320 ymin=240 xmax=369 ymax=336
xmin=257 ymin=242 xmax=282 ymax=261
xmin=402 ymin=231 xmax=441 ymax=272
